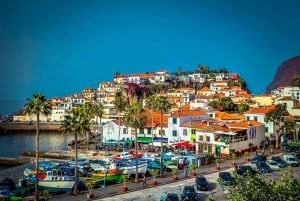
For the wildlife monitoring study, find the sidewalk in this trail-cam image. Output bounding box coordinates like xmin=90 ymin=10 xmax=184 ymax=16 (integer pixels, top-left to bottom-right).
xmin=47 ymin=149 xmax=279 ymax=201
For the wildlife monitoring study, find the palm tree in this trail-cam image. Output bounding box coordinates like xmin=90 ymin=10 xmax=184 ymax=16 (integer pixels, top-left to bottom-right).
xmin=152 ymin=96 xmax=171 ymax=177
xmin=114 ymin=91 xmax=128 ymax=151
xmin=145 ymin=95 xmax=157 ymax=147
xmin=265 ymin=104 xmax=289 ymax=148
xmin=123 ymin=101 xmax=146 ymax=183
xmin=60 ymin=105 xmax=91 ymax=195
xmin=23 ymin=92 xmax=52 ymax=201
xmin=93 ymin=102 xmax=104 ymax=145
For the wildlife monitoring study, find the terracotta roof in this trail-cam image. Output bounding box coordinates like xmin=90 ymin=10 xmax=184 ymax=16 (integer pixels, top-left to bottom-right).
xmin=171 ymin=109 xmax=207 ymax=117
xmin=277 ymin=96 xmax=298 ymax=101
xmin=180 ymin=104 xmax=190 ymax=110
xmin=144 ymin=109 xmax=168 ymax=127
xmin=199 ymin=87 xmax=212 ymax=92
xmin=244 ymin=105 xmax=275 ymax=114
xmin=229 ymin=120 xmax=264 ymax=127
xmin=181 ymin=121 xmax=209 ymax=129
xmin=215 ymin=111 xmax=244 ymax=120
xmin=236 ymin=93 xmax=253 ymax=98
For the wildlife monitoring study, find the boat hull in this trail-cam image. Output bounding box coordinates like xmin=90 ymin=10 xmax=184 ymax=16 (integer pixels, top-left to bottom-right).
xmin=39 ymin=180 xmax=75 ymax=193
xmin=120 ymin=163 xmax=148 ymax=175
xmin=92 ymin=172 xmax=123 ymax=184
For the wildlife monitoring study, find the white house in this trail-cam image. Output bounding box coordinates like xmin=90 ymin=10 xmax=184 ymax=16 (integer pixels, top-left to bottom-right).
xmin=167 ymin=108 xmax=210 ymax=143
xmin=195 ymin=120 xmax=265 ymax=157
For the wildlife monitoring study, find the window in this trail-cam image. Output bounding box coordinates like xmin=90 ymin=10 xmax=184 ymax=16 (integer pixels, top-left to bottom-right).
xmin=254 ymin=116 xmax=258 ymax=121
xmin=191 ymin=129 xmax=196 ymax=134
xmin=206 ymin=136 xmax=210 ymax=142
xmin=159 ymin=130 xmax=165 ymax=135
xmin=123 ymin=128 xmax=127 ymax=134
xmin=246 ymin=116 xmax=250 ymax=120
xmin=172 ymin=118 xmax=177 ymax=124
xmin=265 ymin=127 xmax=269 ymax=132
xmin=140 ymin=128 xmax=144 ymax=134
xmin=172 ymin=130 xmax=177 ymax=137
xmin=183 ymin=129 xmax=187 ymax=136
xmin=147 ymin=128 xmax=151 ymax=135
xmin=199 ymin=135 xmax=203 ymax=141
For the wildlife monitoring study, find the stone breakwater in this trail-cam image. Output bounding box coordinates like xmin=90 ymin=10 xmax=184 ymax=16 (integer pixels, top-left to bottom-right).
xmin=0 ymin=122 xmax=61 ymax=133
xmin=0 ymin=162 xmax=35 ymax=183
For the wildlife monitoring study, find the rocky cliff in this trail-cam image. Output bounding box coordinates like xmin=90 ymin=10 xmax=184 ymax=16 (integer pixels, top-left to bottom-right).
xmin=265 ymin=55 xmax=300 ymax=94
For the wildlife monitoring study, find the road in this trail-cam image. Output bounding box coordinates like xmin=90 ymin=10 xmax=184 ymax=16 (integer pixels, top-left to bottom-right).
xmin=97 ymin=164 xmax=300 ymax=201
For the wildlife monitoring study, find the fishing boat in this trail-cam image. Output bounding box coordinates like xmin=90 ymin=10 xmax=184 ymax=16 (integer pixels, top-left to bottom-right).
xmin=92 ymin=170 xmax=123 ymax=184
xmin=92 ymin=163 xmax=123 ymax=184
xmin=118 ymin=160 xmax=148 ymax=175
xmin=25 ymin=168 xmax=75 ymax=193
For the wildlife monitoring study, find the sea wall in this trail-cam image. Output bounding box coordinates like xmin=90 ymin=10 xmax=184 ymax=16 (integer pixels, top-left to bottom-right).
xmin=0 ymin=162 xmax=35 ymax=182
xmin=0 ymin=122 xmax=61 ymax=133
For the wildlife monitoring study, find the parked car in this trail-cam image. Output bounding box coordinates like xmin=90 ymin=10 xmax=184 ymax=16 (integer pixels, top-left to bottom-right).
xmin=271 ymin=156 xmax=288 ymax=168
xmin=283 ymin=154 xmax=299 ymax=167
xmin=235 ymin=165 xmax=257 ymax=176
xmin=195 ymin=175 xmax=209 ymax=191
xmin=160 ymin=193 xmax=180 ymax=201
xmin=257 ymin=161 xmax=272 ymax=173
xmin=250 ymin=155 xmax=266 ymax=164
xmin=266 ymin=159 xmax=280 ymax=171
xmin=218 ymin=172 xmax=236 ymax=186
xmin=181 ymin=185 xmax=197 ymax=201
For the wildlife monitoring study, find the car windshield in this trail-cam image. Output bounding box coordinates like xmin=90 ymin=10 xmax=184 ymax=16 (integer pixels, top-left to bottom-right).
xmin=197 ymin=177 xmax=207 ymax=184
xmin=167 ymin=194 xmax=179 ymax=201
xmin=184 ymin=187 xmax=195 ymax=194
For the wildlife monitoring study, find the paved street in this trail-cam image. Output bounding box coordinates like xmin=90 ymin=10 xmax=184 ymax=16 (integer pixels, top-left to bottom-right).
xmin=47 ymin=150 xmax=300 ymax=201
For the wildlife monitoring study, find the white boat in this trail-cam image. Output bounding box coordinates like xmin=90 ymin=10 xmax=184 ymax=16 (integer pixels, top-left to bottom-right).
xmin=26 ymin=168 xmax=75 ymax=193
xmin=88 ymin=159 xmax=108 ymax=172
xmin=119 ymin=161 xmax=148 ymax=175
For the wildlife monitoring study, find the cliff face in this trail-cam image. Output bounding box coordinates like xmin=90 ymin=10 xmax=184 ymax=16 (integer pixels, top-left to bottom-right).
xmin=265 ymin=55 xmax=300 ymax=94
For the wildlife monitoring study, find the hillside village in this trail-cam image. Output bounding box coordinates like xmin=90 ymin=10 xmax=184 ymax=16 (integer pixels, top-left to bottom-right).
xmin=11 ymin=69 xmax=300 ymax=157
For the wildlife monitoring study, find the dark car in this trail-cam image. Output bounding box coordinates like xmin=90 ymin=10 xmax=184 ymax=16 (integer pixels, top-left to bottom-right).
xmin=257 ymin=161 xmax=272 ymax=173
xmin=250 ymin=155 xmax=266 ymax=164
xmin=235 ymin=165 xmax=257 ymax=176
xmin=218 ymin=172 xmax=236 ymax=186
xmin=181 ymin=185 xmax=197 ymax=201
xmin=271 ymin=156 xmax=288 ymax=168
xmin=195 ymin=175 xmax=209 ymax=191
xmin=160 ymin=193 xmax=180 ymax=201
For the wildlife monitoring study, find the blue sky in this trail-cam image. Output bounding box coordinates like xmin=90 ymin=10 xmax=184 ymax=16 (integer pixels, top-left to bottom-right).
xmin=0 ymin=0 xmax=300 ymax=115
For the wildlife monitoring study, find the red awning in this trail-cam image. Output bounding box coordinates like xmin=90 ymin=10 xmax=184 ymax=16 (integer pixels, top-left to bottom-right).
xmin=171 ymin=141 xmax=194 ymax=148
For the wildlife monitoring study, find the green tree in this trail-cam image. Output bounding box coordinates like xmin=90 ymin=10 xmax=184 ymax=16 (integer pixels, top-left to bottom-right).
xmin=219 ymin=97 xmax=234 ymax=111
xmin=237 ymin=103 xmax=249 ymax=114
xmin=124 ymin=101 xmax=146 ymax=183
xmin=145 ymin=95 xmax=157 ymax=147
xmin=93 ymin=101 xmax=104 ymax=144
xmin=24 ymin=93 xmax=52 ymax=201
xmin=151 ymin=96 xmax=171 ymax=177
xmin=114 ymin=91 xmax=128 ymax=151
xmin=228 ymin=167 xmax=300 ymax=201
xmin=281 ymin=119 xmax=297 ymax=141
xmin=265 ymin=104 xmax=289 ymax=148
xmin=60 ymin=105 xmax=91 ymax=195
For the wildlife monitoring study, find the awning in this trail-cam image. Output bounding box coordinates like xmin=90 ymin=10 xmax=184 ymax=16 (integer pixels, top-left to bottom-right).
xmin=171 ymin=141 xmax=194 ymax=148
xmin=118 ymin=139 xmax=133 ymax=143
xmin=137 ymin=137 xmax=152 ymax=143
xmin=153 ymin=137 xmax=168 ymax=143
xmin=105 ymin=139 xmax=117 ymax=143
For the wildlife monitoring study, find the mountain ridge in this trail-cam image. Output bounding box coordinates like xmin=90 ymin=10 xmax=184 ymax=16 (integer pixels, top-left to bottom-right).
xmin=265 ymin=55 xmax=300 ymax=94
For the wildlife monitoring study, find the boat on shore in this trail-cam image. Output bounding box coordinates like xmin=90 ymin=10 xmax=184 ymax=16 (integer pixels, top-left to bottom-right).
xmin=92 ymin=170 xmax=123 ymax=184
xmin=118 ymin=160 xmax=148 ymax=175
xmin=25 ymin=168 xmax=75 ymax=193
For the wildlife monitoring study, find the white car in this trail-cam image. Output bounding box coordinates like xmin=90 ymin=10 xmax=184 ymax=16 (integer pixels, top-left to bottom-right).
xmin=266 ymin=159 xmax=280 ymax=171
